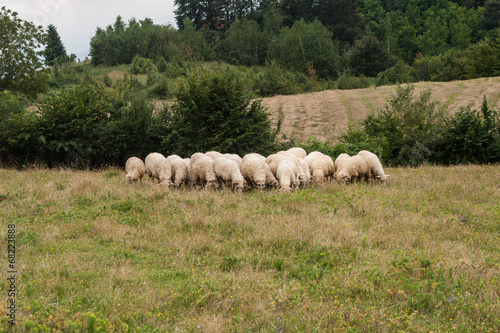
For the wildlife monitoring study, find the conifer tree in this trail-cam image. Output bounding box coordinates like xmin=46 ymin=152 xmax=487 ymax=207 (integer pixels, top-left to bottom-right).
xmin=45 ymin=24 xmax=69 ymax=65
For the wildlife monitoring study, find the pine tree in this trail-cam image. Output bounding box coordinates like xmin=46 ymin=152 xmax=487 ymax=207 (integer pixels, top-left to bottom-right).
xmin=45 ymin=24 xmax=68 ymax=65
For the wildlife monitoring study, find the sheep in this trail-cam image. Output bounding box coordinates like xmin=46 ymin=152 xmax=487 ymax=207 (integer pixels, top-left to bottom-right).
xmin=286 ymin=147 xmax=307 ymax=159
xmin=241 ymin=153 xmax=278 ymax=190
xmin=157 ymin=158 xmax=174 ymax=186
xmin=276 ymin=159 xmax=299 ymax=193
xmin=205 ymin=151 xmax=224 ymax=161
xmin=278 ymin=151 xmax=312 ymax=187
xmin=190 ymin=153 xmax=218 ymax=189
xmin=167 ymin=155 xmax=191 ymax=188
xmin=357 ymin=150 xmax=389 ymax=185
xmin=125 ymin=157 xmax=145 ymax=184
xmin=214 ymin=157 xmax=244 ymax=194
xmin=304 ymin=151 xmax=332 ymax=183
xmin=224 ymin=153 xmax=243 ymax=167
xmin=265 ymin=153 xmax=291 ymax=176
xmin=335 ymin=155 xmax=371 ymax=185
xmin=334 ymin=153 xmax=351 ymax=174
xmin=145 ymin=152 xmax=167 ymax=183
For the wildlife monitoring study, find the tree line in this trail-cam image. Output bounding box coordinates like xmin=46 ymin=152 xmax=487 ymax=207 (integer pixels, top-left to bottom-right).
xmin=88 ymin=0 xmax=500 ymax=82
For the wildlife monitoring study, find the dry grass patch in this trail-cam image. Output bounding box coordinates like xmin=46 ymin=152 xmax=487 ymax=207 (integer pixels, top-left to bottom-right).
xmin=0 ymin=165 xmax=498 ymax=332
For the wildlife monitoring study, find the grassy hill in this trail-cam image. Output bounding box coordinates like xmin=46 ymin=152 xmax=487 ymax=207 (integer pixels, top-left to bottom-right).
xmin=261 ymin=76 xmax=500 ymax=143
xmin=0 ymin=165 xmax=498 ymax=331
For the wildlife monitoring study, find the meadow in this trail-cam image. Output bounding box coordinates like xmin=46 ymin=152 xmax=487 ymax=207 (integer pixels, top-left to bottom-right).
xmin=0 ymin=165 xmax=499 ymax=332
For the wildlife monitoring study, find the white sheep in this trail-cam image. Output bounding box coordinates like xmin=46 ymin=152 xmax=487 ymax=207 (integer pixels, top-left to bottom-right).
xmin=265 ymin=153 xmax=291 ymax=176
xmin=286 ymin=147 xmax=307 ymax=159
xmin=277 ymin=159 xmax=299 ymax=193
xmin=241 ymin=153 xmax=278 ymax=190
xmin=214 ymin=157 xmax=245 ymax=194
xmin=125 ymin=157 xmax=145 ymax=184
xmin=167 ymin=155 xmax=191 ymax=188
xmin=145 ymin=152 xmax=167 ymax=183
xmin=224 ymin=153 xmax=243 ymax=167
xmin=279 ymin=151 xmax=311 ymax=187
xmin=357 ymin=150 xmax=389 ymax=185
xmin=190 ymin=153 xmax=218 ymax=189
xmin=304 ymin=151 xmax=331 ymax=183
xmin=157 ymin=158 xmax=174 ymax=186
xmin=335 ymin=155 xmax=371 ymax=185
xmin=334 ymin=153 xmax=351 ymax=174
xmin=205 ymin=151 xmax=224 ymax=161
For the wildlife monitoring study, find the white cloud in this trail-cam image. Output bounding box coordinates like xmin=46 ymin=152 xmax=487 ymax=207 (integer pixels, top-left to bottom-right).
xmin=3 ymin=0 xmax=177 ymax=60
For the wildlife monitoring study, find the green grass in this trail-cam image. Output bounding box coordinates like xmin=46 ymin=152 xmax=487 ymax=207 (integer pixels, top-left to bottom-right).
xmin=0 ymin=165 xmax=499 ymax=332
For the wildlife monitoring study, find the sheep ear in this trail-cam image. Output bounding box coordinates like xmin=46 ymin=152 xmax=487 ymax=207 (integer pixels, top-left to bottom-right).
xmin=386 ymin=175 xmax=390 ymax=177
xmin=375 ymin=175 xmax=381 ymax=179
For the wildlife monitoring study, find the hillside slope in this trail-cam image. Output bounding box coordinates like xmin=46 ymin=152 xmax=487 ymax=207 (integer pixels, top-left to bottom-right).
xmin=261 ymin=77 xmax=500 ymax=143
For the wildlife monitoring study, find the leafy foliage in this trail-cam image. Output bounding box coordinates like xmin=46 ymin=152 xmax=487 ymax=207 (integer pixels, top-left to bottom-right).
xmin=267 ymin=19 xmax=340 ymax=79
xmin=90 ymin=16 xmax=187 ymax=66
xmin=0 ymin=6 xmax=49 ymax=98
xmin=362 ymin=85 xmax=446 ymax=165
xmin=440 ymin=97 xmax=500 ymax=164
xmin=166 ymin=69 xmax=279 ymax=156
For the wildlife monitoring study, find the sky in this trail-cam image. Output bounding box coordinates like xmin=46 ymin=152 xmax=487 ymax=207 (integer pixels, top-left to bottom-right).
xmin=4 ymin=0 xmax=178 ymax=60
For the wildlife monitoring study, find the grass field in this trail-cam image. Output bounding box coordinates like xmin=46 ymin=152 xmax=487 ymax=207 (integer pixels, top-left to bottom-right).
xmin=0 ymin=165 xmax=499 ymax=332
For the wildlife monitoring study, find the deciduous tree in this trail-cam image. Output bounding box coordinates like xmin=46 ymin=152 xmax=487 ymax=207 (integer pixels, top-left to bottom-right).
xmin=0 ymin=6 xmax=49 ymax=98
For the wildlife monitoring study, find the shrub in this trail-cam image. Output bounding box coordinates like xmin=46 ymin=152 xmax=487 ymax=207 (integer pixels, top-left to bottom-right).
xmin=251 ymin=61 xmax=305 ymax=96
xmin=440 ymin=97 xmax=500 ymax=164
xmin=166 ymin=69 xmax=279 ymax=156
xmin=362 ymin=84 xmax=446 ymax=166
xmin=336 ymin=70 xmax=370 ymax=90
xmin=376 ymin=60 xmax=415 ymax=86
xmin=0 ymin=91 xmax=27 ymax=164
xmin=130 ymin=55 xmax=157 ymax=75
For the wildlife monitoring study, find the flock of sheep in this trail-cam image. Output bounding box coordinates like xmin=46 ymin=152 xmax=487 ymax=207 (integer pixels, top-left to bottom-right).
xmin=125 ymin=148 xmax=389 ymax=194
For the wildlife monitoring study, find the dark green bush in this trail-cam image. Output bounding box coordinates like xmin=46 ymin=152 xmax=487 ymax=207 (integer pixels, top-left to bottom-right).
xmin=440 ymin=97 xmax=500 ymax=164
xmin=5 ymin=85 xmax=168 ymax=168
xmin=376 ymin=60 xmax=415 ymax=86
xmin=166 ymin=68 xmax=279 ymax=156
xmin=0 ymin=91 xmax=27 ymax=164
xmin=336 ymin=71 xmax=370 ymax=90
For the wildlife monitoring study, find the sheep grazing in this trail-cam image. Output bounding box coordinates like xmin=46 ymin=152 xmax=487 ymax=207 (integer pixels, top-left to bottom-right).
xmin=157 ymin=158 xmax=174 ymax=186
xmin=304 ymin=151 xmax=332 ymax=183
xmin=276 ymin=159 xmax=299 ymax=193
xmin=224 ymin=153 xmax=243 ymax=167
xmin=241 ymin=153 xmax=278 ymax=190
xmin=277 ymin=151 xmax=311 ymax=186
xmin=190 ymin=153 xmax=218 ymax=190
xmin=205 ymin=150 xmax=224 ymax=161
xmin=357 ymin=150 xmax=389 ymax=185
xmin=335 ymin=155 xmax=371 ymax=185
xmin=125 ymin=157 xmax=145 ymax=184
xmin=145 ymin=152 xmax=167 ymax=183
xmin=334 ymin=153 xmax=351 ymax=174
xmin=267 ymin=152 xmax=308 ymax=189
xmin=265 ymin=153 xmax=291 ymax=176
xmin=286 ymin=147 xmax=307 ymax=159
xmin=214 ymin=157 xmax=244 ymax=194
xmin=167 ymin=155 xmax=190 ymax=188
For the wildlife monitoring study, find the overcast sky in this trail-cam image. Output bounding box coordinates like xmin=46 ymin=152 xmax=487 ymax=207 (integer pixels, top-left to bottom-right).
xmin=4 ymin=0 xmax=177 ymax=60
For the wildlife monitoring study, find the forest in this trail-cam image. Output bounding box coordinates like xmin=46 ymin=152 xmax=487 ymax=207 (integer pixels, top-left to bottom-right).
xmin=88 ymin=0 xmax=500 ymax=84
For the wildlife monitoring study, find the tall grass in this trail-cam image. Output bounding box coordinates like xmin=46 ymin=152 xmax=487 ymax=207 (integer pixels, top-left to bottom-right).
xmin=0 ymin=165 xmax=499 ymax=332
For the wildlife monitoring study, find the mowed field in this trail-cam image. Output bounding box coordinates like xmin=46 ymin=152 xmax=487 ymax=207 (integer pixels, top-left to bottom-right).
xmin=0 ymin=165 xmax=499 ymax=332
xmin=261 ymin=76 xmax=500 ymax=143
